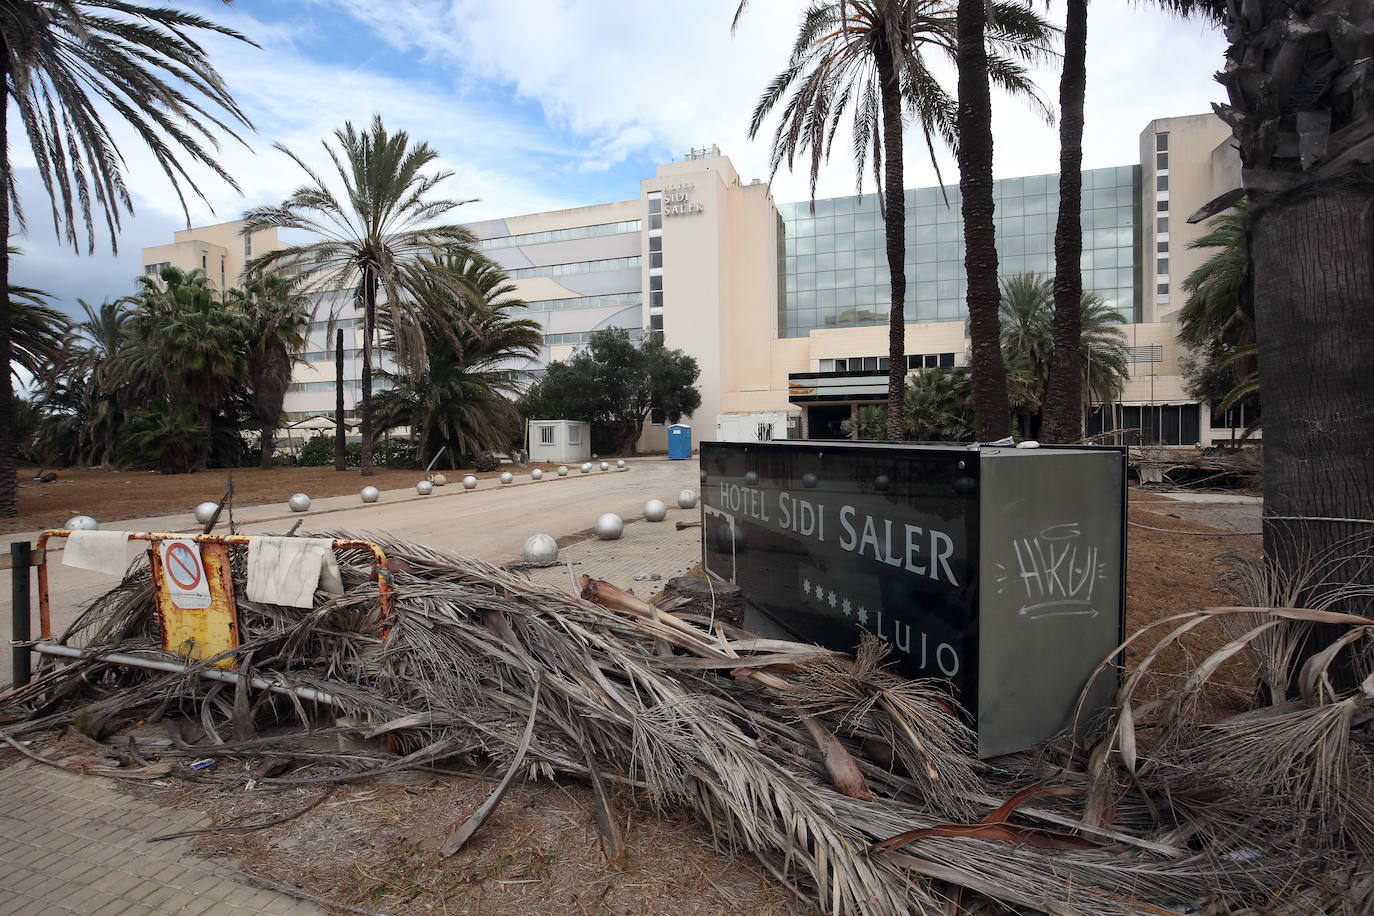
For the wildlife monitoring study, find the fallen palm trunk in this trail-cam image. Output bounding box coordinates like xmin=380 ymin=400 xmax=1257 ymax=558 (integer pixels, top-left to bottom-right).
xmin=0 ymin=530 xmax=1329 ymax=914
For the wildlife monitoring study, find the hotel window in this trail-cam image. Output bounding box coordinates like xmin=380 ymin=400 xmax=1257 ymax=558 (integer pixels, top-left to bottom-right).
xmin=1156 ymin=152 xmax=1168 ymax=170
xmin=1156 ymin=175 xmax=1168 ymax=192
xmin=1157 ymin=282 xmax=1170 ymax=295
xmin=1156 ymin=133 xmax=1169 ymax=152
xmin=1157 ymin=240 xmax=1168 ymax=253
xmin=1157 ymin=217 xmax=1169 ymax=234
xmin=1157 ymin=199 xmax=1168 ymax=212
xmin=1157 ymin=257 xmax=1169 ymax=274
xmin=201 ymin=251 xmax=207 ymax=269
xmin=650 ymin=313 xmax=663 ymax=331
xmin=650 ymin=274 xmax=663 ymax=309
xmin=649 ymin=235 xmax=662 ymax=269
xmin=244 ymin=234 xmax=252 ymax=257
xmin=648 ymin=196 xmax=662 ymax=231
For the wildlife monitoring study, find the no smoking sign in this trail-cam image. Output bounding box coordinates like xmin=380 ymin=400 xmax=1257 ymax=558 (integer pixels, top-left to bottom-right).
xmin=159 ymin=539 xmax=212 ymax=609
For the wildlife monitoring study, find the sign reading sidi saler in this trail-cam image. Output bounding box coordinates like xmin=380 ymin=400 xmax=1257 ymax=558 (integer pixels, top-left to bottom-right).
xmin=662 ymin=182 xmax=705 ymax=216
xmin=700 ymin=439 xmax=1126 ymax=757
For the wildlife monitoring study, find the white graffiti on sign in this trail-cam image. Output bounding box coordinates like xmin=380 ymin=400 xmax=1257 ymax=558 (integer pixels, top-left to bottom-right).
xmin=993 ymin=522 xmax=1108 ymax=620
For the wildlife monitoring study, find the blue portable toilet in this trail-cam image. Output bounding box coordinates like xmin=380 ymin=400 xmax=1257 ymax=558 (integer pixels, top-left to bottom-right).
xmin=667 ymin=424 xmax=692 ymax=460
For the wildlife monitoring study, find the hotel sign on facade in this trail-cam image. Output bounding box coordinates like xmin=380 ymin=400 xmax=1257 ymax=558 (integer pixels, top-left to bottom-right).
xmin=663 ymin=183 xmax=704 ymax=216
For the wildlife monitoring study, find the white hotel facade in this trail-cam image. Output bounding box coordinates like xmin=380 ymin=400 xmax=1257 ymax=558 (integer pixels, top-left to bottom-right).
xmin=141 ymin=112 xmax=1246 ymax=451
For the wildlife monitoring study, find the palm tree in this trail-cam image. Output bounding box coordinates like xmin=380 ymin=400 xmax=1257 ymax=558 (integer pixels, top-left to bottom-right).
xmin=7 ymin=280 xmax=67 ymax=381
xmin=956 ymin=0 xmax=1055 ymax=441
xmin=904 ymin=366 xmax=976 ymax=440
xmin=998 ymin=272 xmax=1129 ymax=437
xmin=1177 ymin=202 xmax=1255 ymax=439
xmin=0 ymin=2 xmax=254 ymax=514
xmin=1153 ymin=2 xmax=1373 ymax=640
xmin=746 ymin=0 xmax=1051 ymax=439
xmin=242 ymin=116 xmax=482 ymax=476
xmin=374 ymin=254 xmax=541 ymax=464
xmin=1039 ymin=0 xmax=1089 ymax=443
xmin=230 ymin=274 xmax=310 ymax=469
xmin=117 ymin=266 xmax=250 ymax=467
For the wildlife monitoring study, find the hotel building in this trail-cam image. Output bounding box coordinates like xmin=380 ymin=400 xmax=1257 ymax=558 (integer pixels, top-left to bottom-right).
xmin=141 ymin=112 xmax=1245 ymax=450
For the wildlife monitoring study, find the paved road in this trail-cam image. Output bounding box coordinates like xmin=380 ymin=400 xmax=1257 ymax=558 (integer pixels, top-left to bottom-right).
xmin=2 ymin=457 xmax=701 ymax=686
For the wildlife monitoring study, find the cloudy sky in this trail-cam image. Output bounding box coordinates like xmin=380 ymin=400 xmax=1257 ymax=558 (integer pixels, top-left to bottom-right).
xmin=10 ymin=0 xmax=1228 ymax=314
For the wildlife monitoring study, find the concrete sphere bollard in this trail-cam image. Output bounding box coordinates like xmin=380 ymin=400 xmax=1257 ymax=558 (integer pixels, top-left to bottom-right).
xmin=580 ymin=462 xmax=592 ymax=474
xmin=677 ymin=489 xmax=698 ymax=509
xmin=193 ymin=501 xmax=220 ymax=525
xmin=288 ymin=493 xmax=311 ymax=512
xmin=643 ymin=499 xmax=667 ymax=522
xmin=599 ymin=461 xmax=610 ymax=472
xmin=521 ymin=533 xmax=560 ymax=566
xmin=431 ymin=473 xmax=448 ymax=486
xmin=557 ymin=466 xmax=569 ymax=477
xmin=616 ymin=459 xmax=626 ymax=469
xmin=65 ymin=515 xmax=99 ymax=531
xmin=360 ymin=486 xmax=380 ymax=503
xmin=594 ymin=513 xmax=624 ymax=540
xmin=531 ymin=468 xmax=543 ymax=481
xmin=462 ymin=475 xmax=478 ymax=490
xmin=416 ymin=480 xmax=434 ymax=496
xmin=500 ymin=471 xmax=514 ymax=485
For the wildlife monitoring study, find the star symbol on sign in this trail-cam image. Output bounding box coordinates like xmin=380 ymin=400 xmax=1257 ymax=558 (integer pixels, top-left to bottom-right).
xmin=802 ymin=578 xmax=812 ymax=595
xmin=841 ymin=598 xmax=852 ymax=617
xmin=857 ymin=606 xmax=870 ymax=626
xmin=828 ymin=591 xmax=838 ymax=609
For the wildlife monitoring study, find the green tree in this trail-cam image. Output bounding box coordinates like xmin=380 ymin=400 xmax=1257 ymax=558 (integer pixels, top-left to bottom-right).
xmin=117 ymin=266 xmax=251 ymax=469
xmin=0 ymin=2 xmax=253 ymax=514
xmin=374 ymin=254 xmax=542 ymax=463
xmin=242 ymin=116 xmax=481 ymax=476
xmin=30 ymin=299 xmax=130 ymax=467
xmin=903 ymin=367 xmax=975 ymax=440
xmin=229 ymin=274 xmax=310 ymax=469
xmin=7 ymin=278 xmax=67 ymax=382
xmin=997 ymin=272 xmax=1129 ymax=438
xmin=1177 ymin=202 xmax=1256 ymax=440
xmin=954 ymin=1 xmax=1054 ymax=441
xmin=745 ymin=0 xmax=1051 ymax=439
xmin=520 ymin=328 xmax=702 ymax=455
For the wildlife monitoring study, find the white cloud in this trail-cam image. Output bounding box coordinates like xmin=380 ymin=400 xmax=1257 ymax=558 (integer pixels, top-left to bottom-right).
xmin=9 ymin=0 xmax=1231 ymax=314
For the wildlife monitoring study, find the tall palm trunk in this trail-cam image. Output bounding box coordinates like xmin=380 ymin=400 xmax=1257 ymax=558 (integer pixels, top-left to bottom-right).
xmin=360 ymin=268 xmax=376 ymax=477
xmin=335 ymin=327 xmax=347 ymax=471
xmin=956 ymin=0 xmax=1011 ymax=441
xmin=1040 ymin=0 xmax=1087 ymax=443
xmin=875 ymin=42 xmax=907 ymax=440
xmin=0 ymin=45 xmax=16 ymax=516
xmin=1251 ymin=186 xmax=1374 ymax=676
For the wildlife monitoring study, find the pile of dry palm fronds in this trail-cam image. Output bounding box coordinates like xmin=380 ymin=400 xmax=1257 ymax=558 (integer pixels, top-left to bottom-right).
xmin=3 ymin=529 xmax=1370 ymax=915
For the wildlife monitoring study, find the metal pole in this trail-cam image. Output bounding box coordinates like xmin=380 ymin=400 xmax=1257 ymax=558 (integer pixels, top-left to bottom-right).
xmin=11 ymin=542 xmax=31 ymax=687
xmin=32 ymin=643 xmax=336 ymax=706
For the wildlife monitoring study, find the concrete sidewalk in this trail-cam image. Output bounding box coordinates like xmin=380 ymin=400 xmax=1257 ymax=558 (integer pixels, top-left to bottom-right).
xmin=1 ymin=459 xmax=705 ymax=914
xmin=0 ymin=762 xmax=321 ymax=915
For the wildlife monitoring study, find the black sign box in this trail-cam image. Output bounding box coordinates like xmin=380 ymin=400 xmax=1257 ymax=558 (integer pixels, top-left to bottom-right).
xmin=700 ymin=440 xmax=1125 ymax=758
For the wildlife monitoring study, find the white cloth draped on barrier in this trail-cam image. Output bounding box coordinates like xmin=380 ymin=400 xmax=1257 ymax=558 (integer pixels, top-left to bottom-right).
xmin=62 ymin=531 xmax=132 ymax=576
xmin=245 ymin=536 xmax=344 ymax=609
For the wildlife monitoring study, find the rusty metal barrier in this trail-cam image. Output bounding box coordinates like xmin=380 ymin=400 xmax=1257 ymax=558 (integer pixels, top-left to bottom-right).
xmin=32 ymin=530 xmax=393 ymax=648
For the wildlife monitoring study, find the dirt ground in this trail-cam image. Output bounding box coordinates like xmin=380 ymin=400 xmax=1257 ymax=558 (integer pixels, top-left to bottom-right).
xmin=9 ymin=484 xmax=1265 ymax=915
xmin=3 ymin=464 xmax=565 ymax=536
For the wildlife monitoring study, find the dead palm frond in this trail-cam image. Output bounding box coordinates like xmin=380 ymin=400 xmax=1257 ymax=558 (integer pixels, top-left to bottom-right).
xmin=1 ymin=531 xmax=1345 ymax=915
